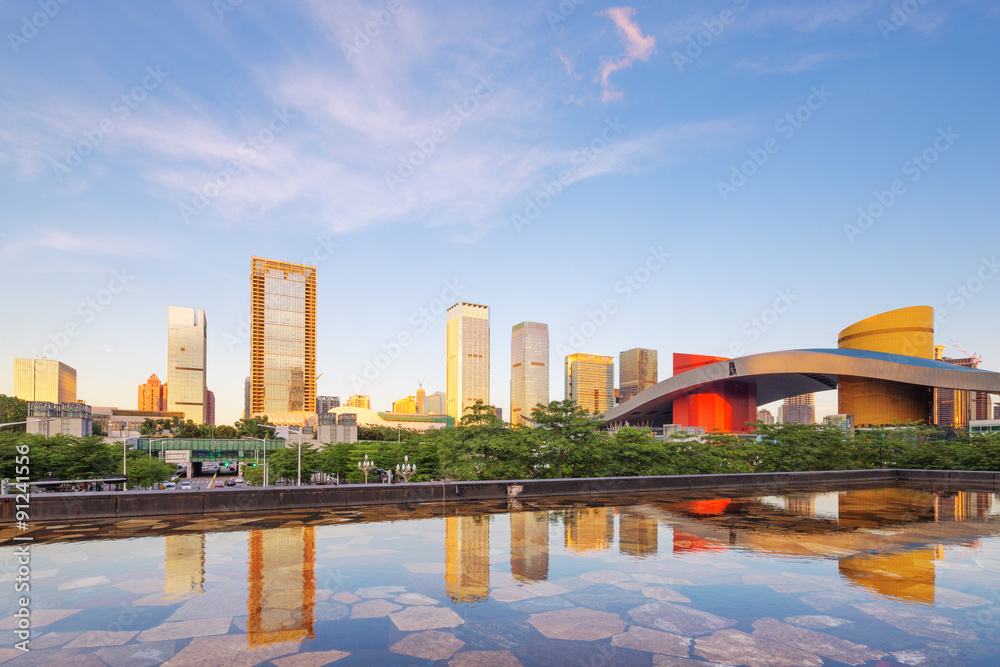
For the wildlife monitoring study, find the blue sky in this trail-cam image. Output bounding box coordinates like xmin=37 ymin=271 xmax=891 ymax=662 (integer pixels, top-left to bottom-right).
xmin=2 ymin=0 xmax=998 ymax=425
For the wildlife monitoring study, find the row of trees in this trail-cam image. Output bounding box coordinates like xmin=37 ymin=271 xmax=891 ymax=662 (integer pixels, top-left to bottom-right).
xmin=138 ymin=416 xmax=275 ymax=439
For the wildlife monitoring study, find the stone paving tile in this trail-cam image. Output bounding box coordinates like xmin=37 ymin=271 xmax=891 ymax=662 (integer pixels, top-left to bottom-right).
xmin=57 ymin=576 xmax=110 ymax=591
xmin=94 ymin=640 xmax=176 ymax=667
xmin=449 ymin=649 xmax=523 ymax=666
xmin=390 ymin=630 xmax=465 ymax=661
xmin=613 ymin=581 xmax=647 ymax=591
xmin=403 ymin=562 xmax=447 ymax=574
xmin=162 ymin=635 xmax=300 ymax=666
xmin=528 ymin=607 xmax=626 ymax=641
xmin=27 ymin=631 xmax=81 ymax=649
xmin=313 ymin=601 xmax=350 ymax=622
xmin=695 ymin=629 xmax=823 ymax=667
xmin=579 ymin=570 xmax=632 ymax=584
xmin=395 ymin=592 xmax=439 ymax=606
xmin=390 ymin=606 xmax=465 ymax=631
xmin=351 ymin=599 xmax=401 ymax=619
xmin=163 ymin=579 xmax=250 ymax=621
xmin=610 ymin=626 xmax=690 ymax=657
xmin=652 ymin=656 xmax=730 ymax=666
xmin=355 ymin=585 xmax=406 ymax=598
xmin=640 ymin=586 xmax=691 ymax=603
xmin=892 ymin=642 xmax=967 ymax=667
xmin=628 ymin=602 xmax=737 ymax=637
xmin=136 ymin=616 xmax=232 ymax=642
xmin=508 ymin=597 xmax=575 ymax=613
xmin=904 ymin=585 xmax=990 ymax=609
xmin=112 ymin=578 xmax=164 ymax=595
xmin=271 ymin=649 xmax=351 ymax=666
xmin=521 ymin=581 xmax=570 ymax=597
xmin=490 ymin=587 xmax=537 ymax=603
xmin=784 ymin=615 xmax=853 ymax=630
xmin=546 ymin=577 xmax=590 ymax=592
xmin=0 ymin=609 xmax=81 ymax=630
xmin=751 ymin=618 xmax=886 ymax=666
xmin=64 ymin=631 xmax=139 ymax=649
xmin=331 ymin=591 xmax=360 ymax=604
xmin=853 ymin=602 xmax=977 ymax=643
xmin=631 ymin=574 xmax=694 ymax=586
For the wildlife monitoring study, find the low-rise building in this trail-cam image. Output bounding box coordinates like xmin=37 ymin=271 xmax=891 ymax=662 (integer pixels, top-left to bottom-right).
xmin=26 ymin=401 xmax=93 ymax=437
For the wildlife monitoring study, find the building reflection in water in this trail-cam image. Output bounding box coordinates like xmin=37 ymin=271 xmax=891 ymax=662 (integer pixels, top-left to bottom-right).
xmin=510 ymin=511 xmax=549 ymax=581
xmin=618 ymin=508 xmax=657 ymax=557
xmin=247 ymin=526 xmax=316 ymax=648
xmin=564 ymin=507 xmax=614 ymax=553
xmin=839 ymin=546 xmax=943 ymax=604
xmin=164 ymin=534 xmax=205 ymax=599
xmin=445 ymin=515 xmax=490 ymax=602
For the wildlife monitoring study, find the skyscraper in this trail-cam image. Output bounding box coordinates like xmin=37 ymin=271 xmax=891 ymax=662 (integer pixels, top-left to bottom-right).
xmin=446 ymin=302 xmax=490 ymax=421
xmin=316 ymin=396 xmax=340 ymax=415
xmin=619 ymin=348 xmax=658 ymax=404
xmin=250 ymin=257 xmax=317 ymax=425
xmin=205 ymin=389 xmax=215 ymax=426
xmin=167 ymin=306 xmax=207 ymax=424
xmin=13 ymin=358 xmax=76 ymax=404
xmin=244 ymin=376 xmax=251 ymax=420
xmin=565 ymin=353 xmax=614 ymax=415
xmin=510 ymin=322 xmax=548 ymax=426
xmin=138 ymin=373 xmax=168 ymax=412
xmin=782 ymin=393 xmax=815 ymax=424
xmin=933 ymin=345 xmax=990 ymax=428
xmin=347 ymin=394 xmax=370 ymax=409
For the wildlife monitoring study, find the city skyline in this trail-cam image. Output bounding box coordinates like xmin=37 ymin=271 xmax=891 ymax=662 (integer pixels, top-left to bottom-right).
xmin=2 ymin=2 xmax=999 ymax=424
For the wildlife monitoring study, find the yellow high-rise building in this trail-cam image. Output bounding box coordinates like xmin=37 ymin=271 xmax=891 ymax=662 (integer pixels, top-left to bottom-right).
xmin=511 ymin=322 xmax=549 ymax=426
xmin=446 ymin=303 xmax=490 ymax=421
xmin=13 ymin=358 xmax=76 ymax=404
xmin=138 ymin=373 xmax=168 ymax=412
xmin=837 ymin=306 xmax=934 ymax=426
xmin=618 ymin=508 xmax=658 ymax=557
xmin=347 ymin=394 xmax=371 ymax=409
xmin=250 ymin=257 xmax=317 ymax=426
xmin=167 ymin=306 xmax=207 ymax=424
xmin=564 ymin=507 xmax=614 ymax=553
xmin=618 ymin=348 xmax=657 ymax=404
xmin=511 ymin=511 xmax=549 ymax=581
xmin=444 ymin=515 xmax=490 ymax=602
xmin=247 ymin=526 xmax=316 ymax=647
xmin=392 ymin=396 xmax=417 ymax=414
xmin=565 ymin=353 xmax=614 ymax=415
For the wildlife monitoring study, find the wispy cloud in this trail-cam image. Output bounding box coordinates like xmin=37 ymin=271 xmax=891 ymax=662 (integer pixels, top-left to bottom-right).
xmin=734 ymin=51 xmax=860 ymax=75
xmin=595 ymin=7 xmax=657 ymax=102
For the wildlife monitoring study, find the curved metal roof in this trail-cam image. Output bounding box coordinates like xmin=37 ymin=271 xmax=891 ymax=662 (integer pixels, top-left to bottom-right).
xmin=605 ymin=348 xmax=1000 ymax=425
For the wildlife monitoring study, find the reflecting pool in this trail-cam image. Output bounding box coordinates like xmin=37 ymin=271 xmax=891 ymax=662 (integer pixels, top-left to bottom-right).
xmin=3 ymin=486 xmax=1000 ymax=666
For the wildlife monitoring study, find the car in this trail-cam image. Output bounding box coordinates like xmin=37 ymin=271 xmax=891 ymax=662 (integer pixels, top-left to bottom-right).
xmin=162 ymin=482 xmax=175 ymax=490
xmin=214 ymin=483 xmax=225 ymax=488
xmin=234 ymin=476 xmax=245 ymax=483
xmin=224 ymin=479 xmax=236 ymax=487
xmin=179 ymin=481 xmax=192 ymax=490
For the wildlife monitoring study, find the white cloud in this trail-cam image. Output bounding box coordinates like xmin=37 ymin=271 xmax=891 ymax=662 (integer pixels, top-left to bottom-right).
xmin=595 ymin=7 xmax=657 ymax=102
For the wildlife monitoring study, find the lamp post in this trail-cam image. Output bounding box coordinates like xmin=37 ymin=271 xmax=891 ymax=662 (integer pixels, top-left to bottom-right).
xmin=244 ymin=436 xmax=268 ymax=486
xmin=357 ymin=454 xmax=375 ymax=484
xmin=262 ymin=424 xmax=304 ymax=486
xmin=396 ymin=455 xmax=417 ymax=482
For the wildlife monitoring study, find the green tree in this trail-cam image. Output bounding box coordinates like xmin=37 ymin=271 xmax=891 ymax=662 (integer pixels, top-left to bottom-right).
xmin=0 ymin=395 xmax=29 ymax=433
xmin=125 ymin=457 xmax=177 ymax=489
xmin=265 ymin=446 xmax=319 ymax=483
xmin=236 ymin=417 xmax=271 ymax=439
xmin=215 ymin=425 xmax=238 ymax=439
xmin=177 ymin=420 xmax=200 ymax=438
xmin=530 ymin=400 xmax=605 ymax=477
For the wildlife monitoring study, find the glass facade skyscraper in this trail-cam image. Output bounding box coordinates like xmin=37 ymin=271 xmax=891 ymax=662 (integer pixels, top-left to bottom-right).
xmin=167 ymin=306 xmax=207 ymax=424
xmin=446 ymin=302 xmax=490 ymax=421
xmin=13 ymin=358 xmax=76 ymax=404
xmin=250 ymin=257 xmax=317 ymax=425
xmin=564 ymin=353 xmax=614 ymax=415
xmin=510 ymin=322 xmax=548 ymax=426
xmin=619 ymin=348 xmax=657 ymax=404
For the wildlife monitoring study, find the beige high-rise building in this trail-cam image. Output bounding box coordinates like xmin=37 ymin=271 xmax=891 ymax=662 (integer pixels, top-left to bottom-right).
xmin=446 ymin=303 xmax=490 ymax=421
xmin=619 ymin=348 xmax=658 ymax=404
xmin=782 ymin=393 xmax=815 ymax=424
xmin=167 ymin=306 xmax=207 ymax=424
xmin=250 ymin=257 xmax=317 ymax=426
xmin=13 ymin=358 xmax=76 ymax=404
xmin=511 ymin=322 xmax=548 ymax=426
xmin=565 ymin=353 xmax=614 ymax=415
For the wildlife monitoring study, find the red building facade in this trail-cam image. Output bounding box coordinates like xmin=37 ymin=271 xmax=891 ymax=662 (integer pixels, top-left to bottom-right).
xmin=670 ymin=353 xmax=757 ymax=434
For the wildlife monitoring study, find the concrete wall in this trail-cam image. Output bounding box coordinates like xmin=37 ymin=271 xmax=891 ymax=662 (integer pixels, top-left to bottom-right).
xmin=3 ymin=469 xmax=999 ymax=523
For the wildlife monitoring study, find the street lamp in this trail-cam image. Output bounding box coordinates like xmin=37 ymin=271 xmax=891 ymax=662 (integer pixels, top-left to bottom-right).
xmin=262 ymin=424 xmax=304 ymax=487
xmin=396 ymin=455 xmax=417 ymax=482
xmin=244 ymin=436 xmax=269 ymax=486
xmin=357 ymin=454 xmax=375 ymax=484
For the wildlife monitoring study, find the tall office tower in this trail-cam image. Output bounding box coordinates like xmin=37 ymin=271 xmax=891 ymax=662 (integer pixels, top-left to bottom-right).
xmin=782 ymin=393 xmax=815 ymax=424
xmin=250 ymin=257 xmax=317 ymax=425
xmin=164 ymin=534 xmax=205 ymax=600
xmin=757 ymin=408 xmax=775 ymax=425
xmin=244 ymin=376 xmax=251 ymax=420
xmin=444 ymin=515 xmax=490 ymax=602
xmin=619 ymin=508 xmax=658 ymax=557
xmin=564 ymin=353 xmax=614 ymax=415
xmin=446 ymin=303 xmax=490 ymax=421
xmin=933 ymin=346 xmax=990 ymax=428
xmin=424 ymin=391 xmax=446 ymax=415
xmin=138 ymin=374 xmax=168 ymax=411
xmin=347 ymin=394 xmax=370 ymax=409
xmin=316 ymin=396 xmax=339 ymax=415
xmin=416 ymin=387 xmax=425 ymax=414
xmin=619 ymin=348 xmax=658 ymax=404
xmin=13 ymin=358 xmax=76 ymax=404
xmin=511 ymin=510 xmax=549 ymax=582
xmin=564 ymin=507 xmax=614 ymax=553
xmin=205 ymin=389 xmax=215 ymax=425
xmin=167 ymin=306 xmax=207 ymax=424
xmin=510 ymin=322 xmax=549 ymax=426
xmin=247 ymin=526 xmax=316 ymax=647
xmin=392 ymin=396 xmax=417 ymax=413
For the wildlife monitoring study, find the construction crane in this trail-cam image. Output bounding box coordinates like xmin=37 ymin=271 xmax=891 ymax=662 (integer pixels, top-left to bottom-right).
xmin=949 ymin=339 xmax=982 ymax=366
